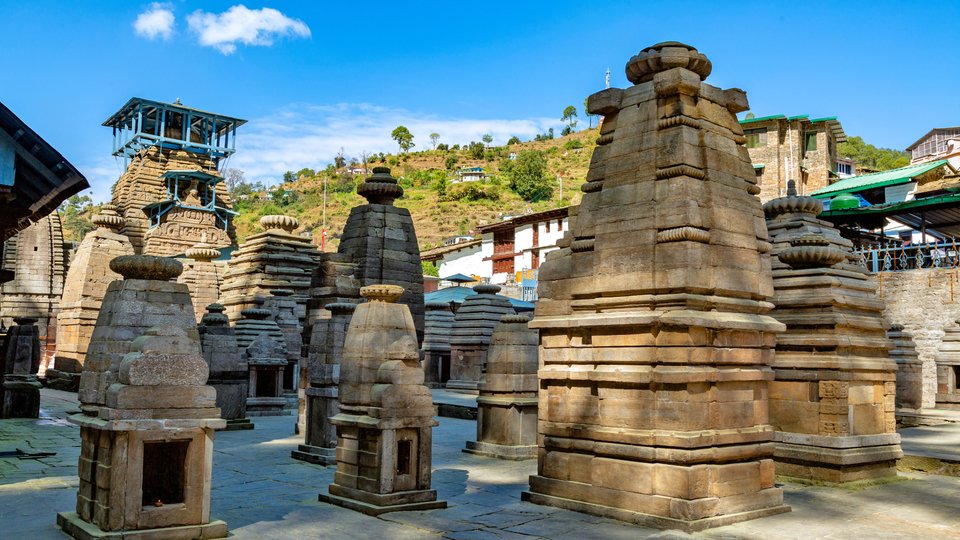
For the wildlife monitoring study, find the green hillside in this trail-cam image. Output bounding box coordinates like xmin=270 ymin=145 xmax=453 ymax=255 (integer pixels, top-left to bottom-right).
xmin=232 ymin=127 xmax=599 ymax=250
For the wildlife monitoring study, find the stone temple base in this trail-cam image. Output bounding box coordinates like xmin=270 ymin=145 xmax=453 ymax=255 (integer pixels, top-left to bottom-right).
xmin=463 ymin=440 xmax=536 ymax=461
xmin=291 ymin=443 xmax=336 ymax=465
xmin=522 ymin=476 xmax=790 ymax=533
xmin=57 ymin=512 xmax=228 ymax=540
xmin=444 ymin=380 xmax=478 ymax=392
xmin=220 ymin=418 xmax=255 ymax=431
xmin=319 ymin=484 xmax=446 ymax=516
xmin=246 ymin=397 xmax=289 ymax=416
xmin=773 ymin=432 xmax=902 ymax=483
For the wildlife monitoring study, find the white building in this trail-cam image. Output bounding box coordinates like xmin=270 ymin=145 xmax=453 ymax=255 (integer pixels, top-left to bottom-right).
xmin=907 ymin=127 xmax=960 ymax=171
xmin=477 ymin=207 xmax=570 ymax=295
xmin=420 ymin=239 xmax=485 ymax=282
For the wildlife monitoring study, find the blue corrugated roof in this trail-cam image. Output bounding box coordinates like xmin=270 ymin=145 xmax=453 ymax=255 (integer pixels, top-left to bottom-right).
xmin=425 ymin=286 xmax=535 ymax=312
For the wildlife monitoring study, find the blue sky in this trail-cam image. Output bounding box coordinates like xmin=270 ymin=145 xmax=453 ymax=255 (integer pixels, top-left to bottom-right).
xmin=2 ymin=1 xmax=957 ymax=202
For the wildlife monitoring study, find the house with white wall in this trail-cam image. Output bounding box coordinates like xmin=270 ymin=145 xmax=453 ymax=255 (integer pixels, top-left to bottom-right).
xmin=476 ymin=207 xmax=570 ymax=297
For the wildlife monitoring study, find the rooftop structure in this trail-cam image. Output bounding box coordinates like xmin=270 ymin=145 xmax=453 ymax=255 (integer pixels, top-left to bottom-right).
xmin=0 ymin=101 xmax=88 ymax=246
xmin=906 ymin=127 xmax=960 ymax=169
xmin=739 ymin=113 xmax=847 ymax=201
xmin=103 ymin=97 xmax=246 ymax=166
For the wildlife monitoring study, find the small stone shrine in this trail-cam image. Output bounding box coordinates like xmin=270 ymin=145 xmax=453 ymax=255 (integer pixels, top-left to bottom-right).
xmin=0 ymin=317 xmax=42 ymax=418
xmin=57 ymin=254 xmax=227 ymax=540
xmin=220 ymin=215 xmax=321 ymax=323
xmin=448 ymin=284 xmax=515 ymax=391
xmin=464 ymin=314 xmax=538 ymax=460
xmin=889 ymin=324 xmax=923 ymax=411
xmin=178 ymin=235 xmax=225 ymax=323
xmin=235 ymin=308 xmax=289 ymax=416
xmin=422 ymin=301 xmax=454 ymax=386
xmin=936 ymin=321 xmax=960 ymax=408
xmin=52 ymin=204 xmax=134 ymax=387
xmin=523 ymin=42 xmax=789 ymax=530
xmin=199 ymin=303 xmax=252 ymax=430
xmin=764 ymin=180 xmax=901 ymax=482
xmin=333 ymin=168 xmax=425 ymax=342
xmin=293 ymin=302 xmax=356 ymax=464
xmin=263 ymin=288 xmax=303 ymax=394
xmin=77 ymin=256 xmax=197 ymax=416
xmin=320 ymin=285 xmax=445 ymax=515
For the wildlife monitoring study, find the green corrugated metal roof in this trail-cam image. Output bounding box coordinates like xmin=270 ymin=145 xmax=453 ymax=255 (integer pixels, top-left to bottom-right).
xmin=739 ymin=114 xmax=786 ymax=124
xmin=752 ymin=163 xmax=765 ymax=169
xmin=810 ymin=160 xmax=948 ymax=198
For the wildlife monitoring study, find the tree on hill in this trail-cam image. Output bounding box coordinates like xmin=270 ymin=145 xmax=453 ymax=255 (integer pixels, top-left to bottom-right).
xmin=468 ymin=141 xmax=485 ymax=159
xmin=391 ymin=126 xmax=415 ymax=153
xmin=59 ymin=194 xmax=95 ymax=242
xmin=334 ymin=148 xmax=346 ymax=169
xmin=482 ymin=134 xmax=493 ymax=145
xmin=503 ymin=149 xmax=553 ymax=202
xmin=562 ymin=105 xmax=578 ymax=129
xmin=838 ymin=136 xmax=910 ymax=171
xmin=430 ymin=132 xmax=440 ymax=149
xmin=584 ymin=97 xmax=596 ymax=129
xmin=507 ymin=136 xmax=521 ymax=145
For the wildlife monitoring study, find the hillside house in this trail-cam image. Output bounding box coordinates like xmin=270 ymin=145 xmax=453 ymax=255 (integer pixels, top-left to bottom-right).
xmin=453 ymin=167 xmax=486 ymax=184
xmin=740 ymin=114 xmax=847 ymax=201
xmin=906 ymin=127 xmax=960 ymax=170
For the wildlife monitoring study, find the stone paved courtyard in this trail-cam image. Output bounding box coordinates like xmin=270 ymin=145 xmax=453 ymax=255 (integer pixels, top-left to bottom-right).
xmin=2 ymin=389 xmax=960 ymax=539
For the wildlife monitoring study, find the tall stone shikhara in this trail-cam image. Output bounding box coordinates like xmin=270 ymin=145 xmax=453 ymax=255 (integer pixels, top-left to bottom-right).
xmin=103 ymin=98 xmax=245 ymax=256
xmin=220 ymin=215 xmax=321 ymax=324
xmin=333 ymin=167 xmax=424 ymax=342
xmin=52 ymin=205 xmax=133 ymax=379
xmin=522 ymin=42 xmax=789 ymax=530
xmin=764 ymin=181 xmax=901 ymax=482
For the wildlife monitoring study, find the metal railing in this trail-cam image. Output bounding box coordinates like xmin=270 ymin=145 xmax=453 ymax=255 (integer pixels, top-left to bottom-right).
xmin=854 ymin=240 xmax=960 ymax=273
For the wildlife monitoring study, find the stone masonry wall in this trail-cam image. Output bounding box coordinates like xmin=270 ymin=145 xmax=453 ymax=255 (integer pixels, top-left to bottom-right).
xmin=878 ymin=268 xmax=960 ymax=408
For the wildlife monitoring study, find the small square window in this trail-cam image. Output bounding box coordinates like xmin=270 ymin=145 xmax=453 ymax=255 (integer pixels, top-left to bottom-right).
xmin=804 ymin=132 xmax=818 ymax=153
xmin=744 ymin=128 xmax=767 ymax=149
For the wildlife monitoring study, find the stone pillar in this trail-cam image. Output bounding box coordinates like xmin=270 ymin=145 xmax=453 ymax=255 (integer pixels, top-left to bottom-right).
xmin=179 ymin=237 xmax=225 ymax=323
xmin=0 ymin=317 xmax=42 ymax=418
xmin=936 ymin=322 xmax=960 ymax=408
xmin=888 ymin=324 xmax=923 ymax=411
xmin=51 ymin=205 xmax=133 ymax=390
xmin=235 ymin=308 xmax=288 ymax=416
xmin=56 ymin=255 xmax=227 ymax=540
xmin=199 ymin=303 xmax=252 ymax=430
xmin=220 ymin=215 xmax=321 ymax=324
xmin=319 ymin=285 xmax=446 ymax=515
xmin=464 ymin=314 xmax=538 ymax=460
xmin=764 ymin=181 xmax=901 ymax=482
xmin=422 ymin=301 xmax=454 ymax=387
xmin=522 ymin=42 xmax=788 ymax=531
xmin=293 ymin=302 xmax=355 ymax=464
xmin=448 ymin=284 xmax=515 ymax=391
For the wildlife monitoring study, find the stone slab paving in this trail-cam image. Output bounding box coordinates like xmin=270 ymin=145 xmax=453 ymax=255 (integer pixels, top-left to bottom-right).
xmin=2 ymin=389 xmax=960 ymax=539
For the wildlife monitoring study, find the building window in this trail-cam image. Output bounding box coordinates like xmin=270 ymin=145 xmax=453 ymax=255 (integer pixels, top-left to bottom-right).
xmin=557 ymin=219 xmax=563 ymax=232
xmin=836 ymin=162 xmax=852 ymax=175
xmin=804 ymin=132 xmax=817 ymax=154
xmin=744 ymin=128 xmax=767 ymax=149
xmin=545 ymin=220 xmax=550 ymax=232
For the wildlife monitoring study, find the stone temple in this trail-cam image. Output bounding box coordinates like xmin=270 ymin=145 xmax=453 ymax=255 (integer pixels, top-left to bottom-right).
xmin=522 ymin=42 xmax=789 ymax=530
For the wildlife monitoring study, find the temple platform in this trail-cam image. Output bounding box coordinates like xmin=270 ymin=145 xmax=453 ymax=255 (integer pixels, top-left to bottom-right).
xmin=2 ymin=389 xmax=960 ymax=539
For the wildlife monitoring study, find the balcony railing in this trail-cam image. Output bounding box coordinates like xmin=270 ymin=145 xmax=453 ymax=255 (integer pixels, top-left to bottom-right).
xmin=854 ymin=241 xmax=960 ymax=273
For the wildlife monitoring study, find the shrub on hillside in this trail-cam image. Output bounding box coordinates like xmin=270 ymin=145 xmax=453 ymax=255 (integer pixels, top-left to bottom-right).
xmin=563 ymin=138 xmax=583 ymax=150
xmin=502 ymin=149 xmax=553 ymax=202
xmin=444 ymin=182 xmax=500 ymax=202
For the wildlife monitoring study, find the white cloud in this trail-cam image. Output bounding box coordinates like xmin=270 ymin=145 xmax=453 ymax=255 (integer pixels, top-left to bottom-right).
xmin=228 ymin=103 xmax=566 ymax=184
xmin=186 ymin=5 xmax=310 ymax=55
xmin=133 ymin=3 xmax=175 ymax=40
xmin=77 ymin=156 xmax=129 ymax=204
